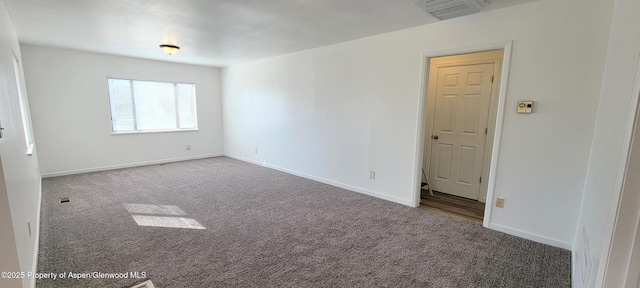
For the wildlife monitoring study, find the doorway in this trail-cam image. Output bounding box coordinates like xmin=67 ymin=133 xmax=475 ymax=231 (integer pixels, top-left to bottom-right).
xmin=420 ymin=49 xmax=504 ymax=221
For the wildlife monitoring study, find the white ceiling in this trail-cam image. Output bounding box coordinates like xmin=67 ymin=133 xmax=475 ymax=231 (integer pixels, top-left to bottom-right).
xmin=3 ymin=0 xmax=535 ymax=67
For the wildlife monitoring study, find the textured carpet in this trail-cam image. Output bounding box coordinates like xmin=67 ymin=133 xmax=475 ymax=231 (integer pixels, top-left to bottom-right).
xmin=37 ymin=157 xmax=571 ymax=287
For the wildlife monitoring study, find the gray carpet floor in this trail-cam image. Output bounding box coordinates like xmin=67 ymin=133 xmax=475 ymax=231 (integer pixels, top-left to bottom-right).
xmin=37 ymin=157 xmax=571 ymax=287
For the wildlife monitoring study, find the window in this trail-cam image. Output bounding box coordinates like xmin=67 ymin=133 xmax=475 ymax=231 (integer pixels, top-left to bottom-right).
xmin=108 ymin=78 xmax=198 ymax=133
xmin=12 ymin=54 xmax=35 ymax=155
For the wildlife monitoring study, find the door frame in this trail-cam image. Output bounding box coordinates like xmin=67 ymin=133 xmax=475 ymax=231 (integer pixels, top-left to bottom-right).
xmin=599 ymin=52 xmax=640 ymax=288
xmin=425 ymin=50 xmax=503 ymax=201
xmin=412 ymin=41 xmax=513 ymax=229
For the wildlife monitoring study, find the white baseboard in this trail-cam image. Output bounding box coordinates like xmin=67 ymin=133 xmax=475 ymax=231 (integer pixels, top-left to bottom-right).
xmin=226 ymin=154 xmax=265 ymax=166
xmin=224 ymin=153 xmax=414 ymax=207
xmin=41 ymin=154 xmax=224 ymax=178
xmin=488 ymin=223 xmax=573 ymax=250
xmin=60 ymin=152 xmax=572 ymax=250
xmin=223 ymin=153 xmax=254 ymax=163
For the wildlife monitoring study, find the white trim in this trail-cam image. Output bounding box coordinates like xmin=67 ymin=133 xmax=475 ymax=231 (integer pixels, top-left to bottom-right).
xmin=412 ymin=53 xmax=430 ymax=207
xmin=106 ymin=76 xmax=196 ymax=86
xmin=111 ymin=128 xmax=199 ymax=135
xmin=625 ymin=218 xmax=640 ymax=287
xmin=224 ymin=153 xmax=265 ymax=166
xmin=489 ymin=223 xmax=573 ymax=250
xmin=30 ymin=176 xmax=42 ymax=288
xmin=572 ymin=248 xmax=580 ymax=288
xmin=412 ymin=41 xmax=514 ymax=226
xmin=41 ymin=154 xmax=223 ymax=178
xmin=599 ymin=51 xmax=640 ymax=287
xmin=484 ymin=41 xmax=513 ymax=228
xmin=225 ymin=153 xmax=415 ymax=207
xmin=421 ymin=50 xmax=503 ymax=203
xmin=266 ymin=163 xmax=414 ymax=207
xmin=26 ymin=143 xmax=34 ymax=156
xmin=421 ymin=41 xmax=514 ymax=63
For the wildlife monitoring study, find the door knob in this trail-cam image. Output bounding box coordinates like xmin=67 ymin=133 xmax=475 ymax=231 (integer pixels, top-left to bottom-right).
xmin=432 ymin=135 xmax=439 ymax=140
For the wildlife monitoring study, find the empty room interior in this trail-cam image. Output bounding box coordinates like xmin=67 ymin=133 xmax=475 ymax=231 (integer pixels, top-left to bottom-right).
xmin=1 ymin=0 xmax=639 ymax=287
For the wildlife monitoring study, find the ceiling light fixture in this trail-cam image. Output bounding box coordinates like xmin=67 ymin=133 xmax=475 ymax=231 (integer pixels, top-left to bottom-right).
xmin=159 ymin=44 xmax=180 ymax=55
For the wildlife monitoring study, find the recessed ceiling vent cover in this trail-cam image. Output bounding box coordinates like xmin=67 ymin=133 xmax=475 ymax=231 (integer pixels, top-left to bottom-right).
xmin=417 ymin=0 xmax=490 ymax=20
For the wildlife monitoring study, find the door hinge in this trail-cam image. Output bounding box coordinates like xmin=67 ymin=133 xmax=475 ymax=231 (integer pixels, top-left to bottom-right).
xmin=479 ymin=177 xmax=482 ymax=183
xmin=485 ymin=128 xmax=488 ymax=135
xmin=491 ymin=75 xmax=494 ymax=83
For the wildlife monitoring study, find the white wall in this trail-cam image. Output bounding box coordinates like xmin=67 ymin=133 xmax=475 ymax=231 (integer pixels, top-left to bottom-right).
xmin=573 ymin=0 xmax=640 ymax=286
xmin=222 ymin=0 xmax=614 ymax=248
xmin=0 ymin=158 xmax=20 ymax=288
xmin=21 ymin=45 xmax=224 ymax=176
xmin=0 ymin=2 xmax=43 ymax=287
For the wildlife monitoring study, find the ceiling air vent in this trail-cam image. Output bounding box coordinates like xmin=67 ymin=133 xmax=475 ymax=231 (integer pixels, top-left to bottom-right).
xmin=417 ymin=0 xmax=490 ymax=20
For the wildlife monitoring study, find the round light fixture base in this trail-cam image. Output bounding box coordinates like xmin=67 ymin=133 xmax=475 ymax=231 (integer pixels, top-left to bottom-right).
xmin=159 ymin=44 xmax=180 ymax=55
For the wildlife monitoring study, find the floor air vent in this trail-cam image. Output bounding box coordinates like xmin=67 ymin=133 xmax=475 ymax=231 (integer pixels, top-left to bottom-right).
xmin=59 ymin=197 xmax=70 ymax=204
xmin=417 ymin=0 xmax=489 ymax=20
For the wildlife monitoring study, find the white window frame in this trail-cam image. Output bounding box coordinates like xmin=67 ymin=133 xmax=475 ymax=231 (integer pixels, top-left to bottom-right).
xmin=107 ymin=77 xmax=199 ymax=134
xmin=12 ymin=52 xmax=35 ymax=155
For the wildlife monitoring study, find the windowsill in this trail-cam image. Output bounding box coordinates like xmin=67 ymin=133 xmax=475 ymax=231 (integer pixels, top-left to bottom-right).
xmin=111 ymin=128 xmax=199 ymax=135
xmin=26 ymin=143 xmax=35 ymax=156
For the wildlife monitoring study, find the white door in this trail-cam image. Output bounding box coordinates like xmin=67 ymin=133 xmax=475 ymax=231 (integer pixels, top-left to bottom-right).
xmin=429 ymin=63 xmax=495 ymax=199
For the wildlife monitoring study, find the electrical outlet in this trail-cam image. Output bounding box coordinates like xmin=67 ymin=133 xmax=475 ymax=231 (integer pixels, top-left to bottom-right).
xmin=255 ymin=148 xmax=258 ymax=154
xmin=370 ymin=171 xmax=376 ymax=179
xmin=496 ymin=198 xmax=505 ymax=208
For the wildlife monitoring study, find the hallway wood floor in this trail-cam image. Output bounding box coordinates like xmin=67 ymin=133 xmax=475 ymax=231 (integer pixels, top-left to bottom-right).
xmin=420 ymin=190 xmax=485 ymax=223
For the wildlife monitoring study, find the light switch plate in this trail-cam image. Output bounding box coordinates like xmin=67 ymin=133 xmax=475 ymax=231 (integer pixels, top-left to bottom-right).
xmin=517 ymin=101 xmax=533 ymax=113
